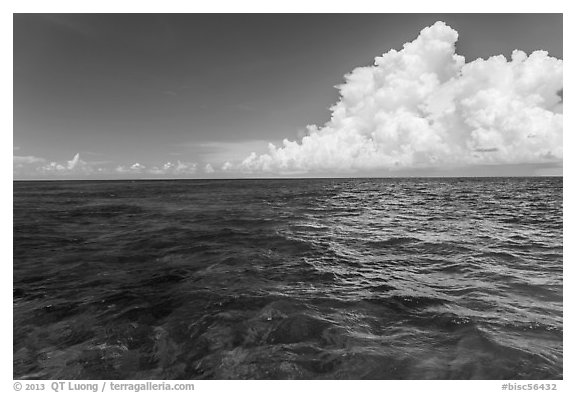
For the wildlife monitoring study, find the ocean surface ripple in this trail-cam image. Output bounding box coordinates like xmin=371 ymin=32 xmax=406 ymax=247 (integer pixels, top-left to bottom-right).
xmin=13 ymin=178 xmax=563 ymax=379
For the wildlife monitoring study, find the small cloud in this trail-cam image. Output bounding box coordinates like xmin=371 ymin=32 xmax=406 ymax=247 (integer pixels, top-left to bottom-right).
xmin=37 ymin=153 xmax=93 ymax=175
xmin=148 ymin=161 xmax=198 ymax=175
xmin=131 ymin=163 xmax=145 ymax=171
xmin=13 ymin=155 xmax=45 ymax=166
xmin=117 ymin=162 xmax=145 ymax=174
xmin=40 ymin=162 xmax=67 ymax=172
xmin=221 ymin=161 xmax=234 ymax=171
xmin=204 ymin=163 xmax=215 ymax=174
xmin=68 ymin=153 xmax=82 ymax=170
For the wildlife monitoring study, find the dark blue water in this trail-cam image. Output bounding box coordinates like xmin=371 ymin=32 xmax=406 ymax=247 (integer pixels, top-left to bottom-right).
xmin=13 ymin=178 xmax=562 ymax=379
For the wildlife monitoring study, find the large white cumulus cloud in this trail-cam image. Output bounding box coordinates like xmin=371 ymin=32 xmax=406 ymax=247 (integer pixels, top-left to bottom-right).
xmin=241 ymin=21 xmax=562 ymax=174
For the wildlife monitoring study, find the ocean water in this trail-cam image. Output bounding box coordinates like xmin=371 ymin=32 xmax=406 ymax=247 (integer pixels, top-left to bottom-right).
xmin=13 ymin=178 xmax=562 ymax=379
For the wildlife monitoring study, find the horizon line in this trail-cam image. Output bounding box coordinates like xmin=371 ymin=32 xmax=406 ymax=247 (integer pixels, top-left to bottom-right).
xmin=12 ymin=174 xmax=563 ymax=182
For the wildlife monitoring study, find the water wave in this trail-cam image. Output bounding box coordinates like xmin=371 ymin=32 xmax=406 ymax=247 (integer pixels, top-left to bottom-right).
xmin=13 ymin=177 xmax=562 ymax=379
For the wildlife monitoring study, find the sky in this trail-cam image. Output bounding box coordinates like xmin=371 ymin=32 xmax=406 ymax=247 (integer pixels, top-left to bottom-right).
xmin=13 ymin=14 xmax=563 ymax=179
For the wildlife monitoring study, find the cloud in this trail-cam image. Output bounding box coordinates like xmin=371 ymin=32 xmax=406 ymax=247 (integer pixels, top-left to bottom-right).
xmin=13 ymin=155 xmax=46 ymax=167
xmin=182 ymin=140 xmax=273 ymax=167
xmin=13 ymin=152 xmax=207 ymax=178
xmin=67 ymin=153 xmax=83 ymax=170
xmin=41 ymin=162 xmax=67 ymax=172
xmin=115 ymin=162 xmax=146 ymax=174
xmin=115 ymin=161 xmax=202 ymax=176
xmin=39 ymin=153 xmax=93 ymax=174
xmin=221 ymin=161 xmax=233 ymax=171
xmin=238 ymin=21 xmax=562 ymax=175
xmin=148 ymin=161 xmax=198 ymax=175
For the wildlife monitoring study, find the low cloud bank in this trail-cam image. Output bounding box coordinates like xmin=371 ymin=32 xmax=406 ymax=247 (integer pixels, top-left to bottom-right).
xmin=13 ymin=152 xmax=216 ymax=178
